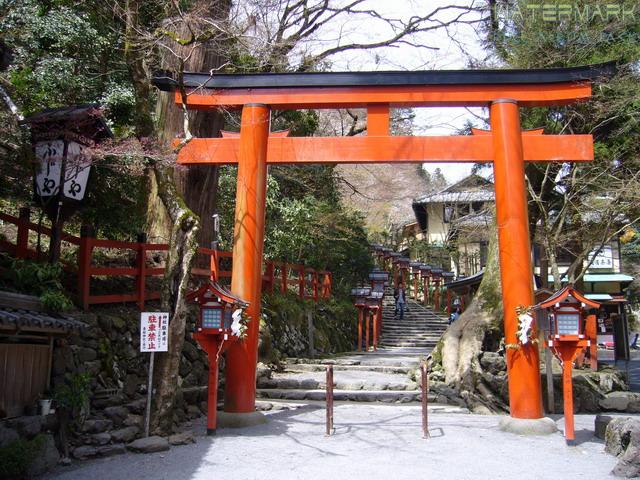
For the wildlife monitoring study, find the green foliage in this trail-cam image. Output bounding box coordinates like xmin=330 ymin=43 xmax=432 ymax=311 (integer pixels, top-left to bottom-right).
xmin=78 ymin=165 xmax=147 ymax=240
xmin=10 ymin=258 xmax=64 ymax=293
xmin=7 ymin=259 xmax=73 ymax=311
xmin=261 ymin=292 xmax=357 ymax=359
xmin=40 ymin=289 xmax=73 ymax=312
xmin=1 ymin=0 xmax=130 ymax=117
xmin=217 ymin=166 xmax=372 ymax=297
xmin=53 ymin=372 xmax=91 ymax=419
xmin=0 ymin=434 xmax=45 ymax=479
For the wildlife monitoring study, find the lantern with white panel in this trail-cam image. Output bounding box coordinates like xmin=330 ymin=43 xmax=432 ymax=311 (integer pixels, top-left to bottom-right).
xmin=534 ymin=285 xmax=600 ymax=445
xmin=187 ymin=282 xmax=249 ymax=435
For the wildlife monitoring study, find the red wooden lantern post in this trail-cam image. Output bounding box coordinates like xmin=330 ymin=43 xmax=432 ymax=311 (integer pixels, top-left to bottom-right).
xmin=410 ymin=261 xmax=422 ymax=301
xmin=420 ymin=264 xmax=432 ymax=306
xmin=369 ymin=269 xmax=389 ymax=342
xmin=188 ymin=282 xmax=249 ymax=435
xmin=351 ymin=286 xmax=371 ymax=351
xmin=535 ymin=286 xmax=600 ymax=445
xmin=366 ymin=290 xmax=384 ymax=350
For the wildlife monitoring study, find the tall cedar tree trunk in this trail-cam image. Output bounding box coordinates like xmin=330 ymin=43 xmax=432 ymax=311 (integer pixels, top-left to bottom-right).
xmin=150 ymin=0 xmax=231 ymax=249
xmin=434 ymin=225 xmax=508 ymax=412
xmin=150 ymin=165 xmax=200 ymax=434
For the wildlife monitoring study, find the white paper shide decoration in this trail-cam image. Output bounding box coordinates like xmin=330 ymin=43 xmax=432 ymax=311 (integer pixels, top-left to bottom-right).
xmin=517 ymin=311 xmax=534 ymax=345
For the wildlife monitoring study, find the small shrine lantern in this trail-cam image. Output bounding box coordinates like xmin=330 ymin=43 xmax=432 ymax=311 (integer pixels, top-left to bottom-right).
xmin=351 ymin=286 xmax=372 ymax=308
xmin=430 ymin=268 xmax=444 ymax=310
xmin=187 ymin=282 xmax=249 ymax=435
xmin=534 ymin=285 xmax=600 ymax=445
xmin=369 ymin=270 xmax=389 ymax=294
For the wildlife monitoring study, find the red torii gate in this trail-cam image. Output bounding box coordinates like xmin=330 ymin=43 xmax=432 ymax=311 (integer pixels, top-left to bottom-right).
xmin=153 ymin=63 xmax=613 ymax=426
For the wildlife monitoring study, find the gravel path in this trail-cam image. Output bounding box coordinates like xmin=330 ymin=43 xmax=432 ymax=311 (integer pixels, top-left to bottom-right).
xmin=45 ymin=404 xmax=619 ymax=480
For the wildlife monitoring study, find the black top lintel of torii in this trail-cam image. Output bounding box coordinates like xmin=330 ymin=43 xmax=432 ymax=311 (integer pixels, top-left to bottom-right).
xmin=152 ymin=61 xmax=617 ymax=92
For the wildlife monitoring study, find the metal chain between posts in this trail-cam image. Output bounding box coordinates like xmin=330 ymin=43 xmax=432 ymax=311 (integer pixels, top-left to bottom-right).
xmin=421 ymin=362 xmax=430 ymax=438
xmin=326 ymin=365 xmax=334 ymax=436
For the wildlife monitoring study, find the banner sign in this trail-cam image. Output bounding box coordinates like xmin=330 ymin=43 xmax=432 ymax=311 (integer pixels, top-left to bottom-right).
xmin=140 ymin=312 xmax=169 ymax=352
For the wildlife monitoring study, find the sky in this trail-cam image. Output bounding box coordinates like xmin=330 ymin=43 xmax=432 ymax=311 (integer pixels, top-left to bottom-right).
xmin=296 ymin=0 xmax=493 ymax=183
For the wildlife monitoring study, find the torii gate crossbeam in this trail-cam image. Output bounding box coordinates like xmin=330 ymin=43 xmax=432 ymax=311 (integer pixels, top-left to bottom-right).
xmin=153 ymin=62 xmax=614 ymax=428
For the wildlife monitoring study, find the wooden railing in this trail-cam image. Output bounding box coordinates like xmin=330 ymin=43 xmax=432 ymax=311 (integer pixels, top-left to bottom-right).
xmin=0 ymin=208 xmax=331 ymax=310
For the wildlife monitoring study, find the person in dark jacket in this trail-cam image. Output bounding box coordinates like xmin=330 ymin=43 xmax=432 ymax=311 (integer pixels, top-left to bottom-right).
xmin=394 ymin=283 xmax=407 ymax=320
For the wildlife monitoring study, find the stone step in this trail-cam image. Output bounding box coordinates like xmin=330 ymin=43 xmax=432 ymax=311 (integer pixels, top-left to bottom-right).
xmin=256 ymin=398 xmax=470 ymax=414
xmin=257 ymin=388 xmax=426 ymax=403
xmin=260 ymin=369 xmax=416 ymax=391
xmin=284 ymin=363 xmax=413 ymax=374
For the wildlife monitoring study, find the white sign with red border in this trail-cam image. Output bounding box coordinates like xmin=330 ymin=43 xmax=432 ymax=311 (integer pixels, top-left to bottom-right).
xmin=140 ymin=312 xmax=169 ymax=352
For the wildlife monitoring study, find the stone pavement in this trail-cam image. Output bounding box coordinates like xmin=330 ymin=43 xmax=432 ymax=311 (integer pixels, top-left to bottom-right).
xmin=45 ymin=403 xmax=622 ymax=480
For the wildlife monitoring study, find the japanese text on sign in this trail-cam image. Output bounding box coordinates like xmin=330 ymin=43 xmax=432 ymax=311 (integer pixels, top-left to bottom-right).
xmin=140 ymin=312 xmax=169 ymax=352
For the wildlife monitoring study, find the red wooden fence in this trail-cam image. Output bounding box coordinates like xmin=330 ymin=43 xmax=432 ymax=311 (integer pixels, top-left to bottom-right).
xmin=0 ymin=208 xmax=331 ymax=310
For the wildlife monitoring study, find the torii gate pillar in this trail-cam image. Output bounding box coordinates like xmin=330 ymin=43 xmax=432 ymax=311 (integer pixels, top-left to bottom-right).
xmin=491 ymin=100 xmax=543 ymax=419
xmin=224 ymin=104 xmax=270 ymax=414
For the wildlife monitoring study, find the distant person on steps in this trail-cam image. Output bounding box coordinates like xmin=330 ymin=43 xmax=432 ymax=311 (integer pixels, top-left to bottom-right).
xmin=394 ymin=282 xmax=407 ymax=320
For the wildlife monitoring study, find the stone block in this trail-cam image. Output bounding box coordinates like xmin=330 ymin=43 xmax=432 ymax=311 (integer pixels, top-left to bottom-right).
xmin=104 ymin=406 xmax=129 ymax=426
xmin=595 ymin=415 xmax=614 ymax=440
xmin=110 ymin=426 xmax=139 ymax=443
xmin=123 ymin=414 xmax=143 ymax=428
xmin=168 ymin=431 xmax=196 ymax=446
xmin=91 ymin=432 xmax=111 ymax=445
xmin=7 ymin=415 xmax=43 ymax=439
xmin=81 ymin=419 xmax=113 ymax=434
xmin=127 ymin=436 xmax=170 ymax=453
xmin=72 ymin=445 xmax=99 ymax=460
xmin=98 ymin=443 xmax=127 ymax=457
xmin=74 ymin=347 xmax=97 ymax=363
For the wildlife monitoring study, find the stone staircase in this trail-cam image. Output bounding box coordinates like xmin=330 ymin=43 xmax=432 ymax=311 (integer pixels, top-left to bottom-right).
xmin=377 ymin=290 xmax=449 ymax=352
xmin=255 ymin=290 xmax=457 ymax=408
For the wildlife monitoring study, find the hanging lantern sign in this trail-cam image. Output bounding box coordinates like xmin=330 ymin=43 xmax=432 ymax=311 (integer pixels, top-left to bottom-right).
xmin=34 ymin=140 xmax=64 ymax=197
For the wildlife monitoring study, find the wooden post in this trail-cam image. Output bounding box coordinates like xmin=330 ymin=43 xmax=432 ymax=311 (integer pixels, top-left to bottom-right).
xmin=312 ymin=271 xmax=319 ymax=301
xmin=224 ymin=103 xmax=270 ymax=414
xmin=491 ymin=99 xmax=543 ymax=419
xmin=16 ymin=207 xmax=30 ymax=259
xmin=372 ymin=309 xmax=378 ymax=351
xmin=281 ymin=262 xmax=288 ymax=294
xmin=265 ymin=261 xmax=275 ymax=294
xmin=299 ymin=265 xmax=305 ymax=299
xmin=562 ymin=359 xmax=575 ymax=445
xmin=326 ymin=365 xmax=334 ymax=436
xmin=365 ymin=310 xmax=370 ymax=352
xmin=77 ymin=224 xmax=94 ymax=311
xmin=357 ymin=308 xmax=363 ymax=352
xmin=144 ymin=351 xmax=155 ymax=438
xmin=421 ymin=362 xmax=430 ymax=438
xmin=136 ymin=233 xmax=147 ymax=311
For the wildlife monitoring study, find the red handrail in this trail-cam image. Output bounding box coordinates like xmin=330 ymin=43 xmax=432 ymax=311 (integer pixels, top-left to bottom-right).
xmin=0 ymin=209 xmax=332 ymax=310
